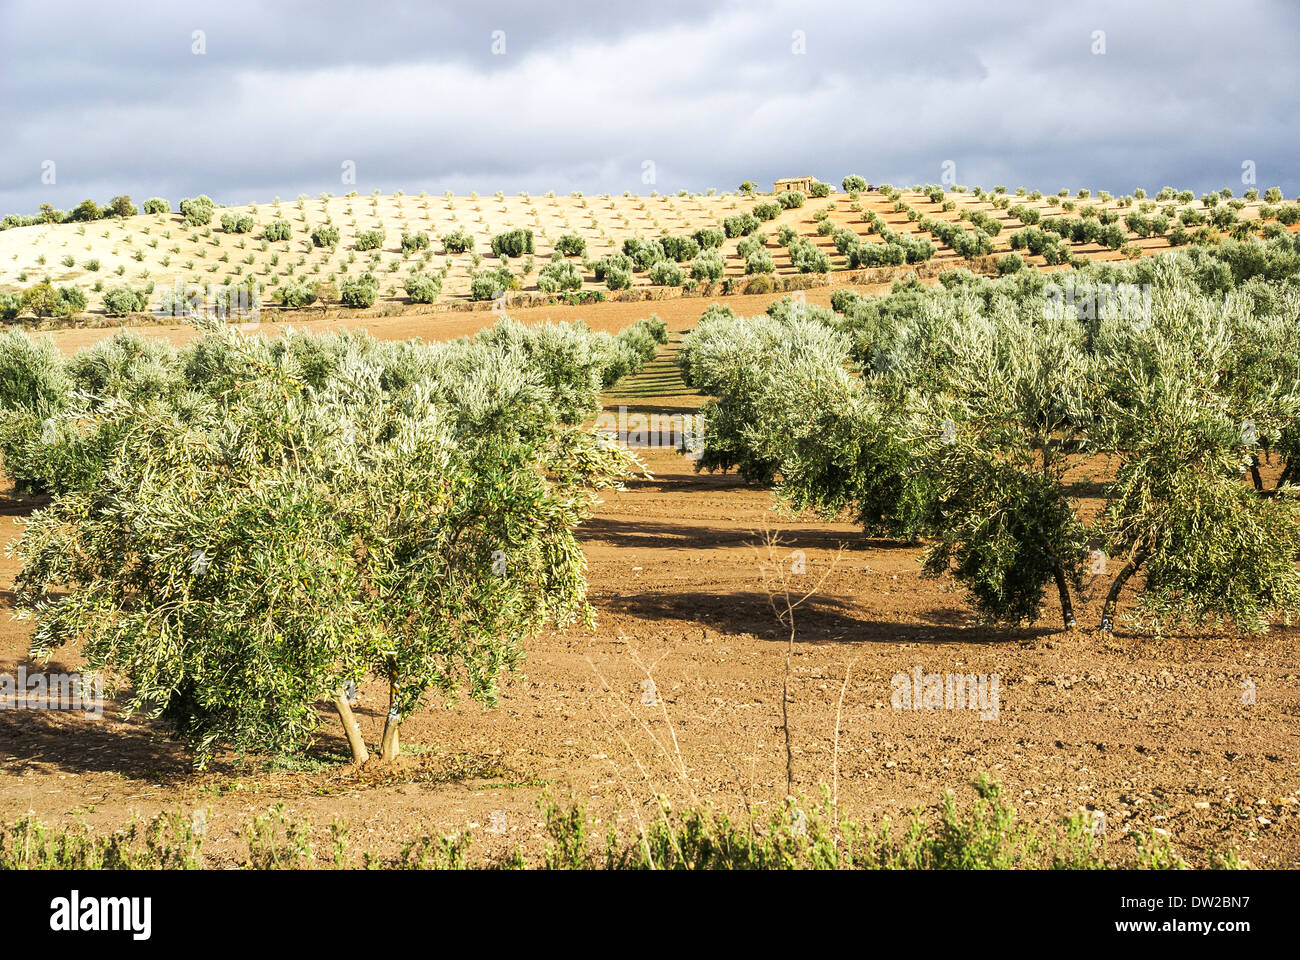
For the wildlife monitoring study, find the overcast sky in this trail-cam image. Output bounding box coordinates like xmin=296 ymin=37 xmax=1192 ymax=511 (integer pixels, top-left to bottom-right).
xmin=2 ymin=0 xmax=1297 ymax=213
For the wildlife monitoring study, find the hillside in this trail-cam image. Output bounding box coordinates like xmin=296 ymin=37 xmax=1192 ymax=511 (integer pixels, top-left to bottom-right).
xmin=1 ymin=183 xmax=1293 ymax=321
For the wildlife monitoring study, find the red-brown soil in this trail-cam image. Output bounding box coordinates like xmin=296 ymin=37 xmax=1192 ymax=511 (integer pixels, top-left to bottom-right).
xmin=0 ymin=297 xmax=1296 ymax=868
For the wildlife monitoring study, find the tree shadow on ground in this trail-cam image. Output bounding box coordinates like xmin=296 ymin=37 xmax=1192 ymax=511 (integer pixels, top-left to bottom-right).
xmin=608 ymin=589 xmax=1051 ymax=646
xmin=581 ymin=516 xmax=905 ymax=553
xmin=0 ymin=679 xmax=391 ymax=781
xmin=0 ymin=706 xmax=199 ymax=780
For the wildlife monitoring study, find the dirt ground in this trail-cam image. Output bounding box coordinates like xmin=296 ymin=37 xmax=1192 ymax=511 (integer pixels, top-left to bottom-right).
xmin=0 ymin=294 xmax=1297 ymax=868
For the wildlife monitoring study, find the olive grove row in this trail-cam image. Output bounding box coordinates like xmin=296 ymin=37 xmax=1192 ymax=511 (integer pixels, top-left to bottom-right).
xmin=679 ymin=235 xmax=1300 ymax=633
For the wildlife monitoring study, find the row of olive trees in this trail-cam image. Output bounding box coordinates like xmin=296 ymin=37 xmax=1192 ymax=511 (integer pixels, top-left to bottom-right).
xmin=679 ymin=237 xmax=1300 ymax=634
xmin=0 ymin=315 xmax=663 ymax=767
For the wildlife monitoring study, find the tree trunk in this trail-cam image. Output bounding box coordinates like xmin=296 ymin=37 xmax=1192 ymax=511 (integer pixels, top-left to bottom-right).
xmin=1276 ymin=462 xmax=1294 ymax=491
xmin=380 ymin=681 xmax=401 ymax=762
xmin=1034 ymin=524 xmax=1076 ymax=630
xmin=380 ymin=720 xmax=400 ymax=762
xmin=1052 ymin=563 xmax=1077 ymax=630
xmin=333 ymin=695 xmax=369 ymax=765
xmin=1101 ymin=546 xmax=1149 ymax=633
xmin=1249 ymin=456 xmax=1264 ymax=493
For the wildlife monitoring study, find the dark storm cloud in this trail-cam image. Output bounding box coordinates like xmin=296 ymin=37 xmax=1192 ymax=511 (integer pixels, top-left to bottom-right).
xmin=1 ymin=0 xmax=1297 ymax=213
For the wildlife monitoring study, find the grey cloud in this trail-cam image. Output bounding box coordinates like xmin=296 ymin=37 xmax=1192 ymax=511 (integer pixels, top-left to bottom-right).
xmin=1 ymin=0 xmax=1296 ymax=214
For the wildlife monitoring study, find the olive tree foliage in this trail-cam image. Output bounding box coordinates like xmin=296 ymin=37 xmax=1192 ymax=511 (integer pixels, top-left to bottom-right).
xmin=0 ymin=330 xmax=181 ymax=496
xmin=918 ymin=308 xmax=1095 ymax=626
xmin=537 ymin=259 xmax=583 ymax=293
xmin=678 ymin=239 xmax=1300 ymax=634
xmin=623 ymin=237 xmax=667 ymax=271
xmin=442 ymin=229 xmax=475 ymax=254
xmin=179 ymin=195 xmax=214 ymax=226
xmin=401 ymin=231 xmax=431 ymax=255
xmin=8 ymin=318 xmax=651 ymax=766
xmin=403 ymin=272 xmax=443 ymax=303
xmin=491 ymin=228 xmax=534 ymax=258
xmin=648 ymin=259 xmax=686 ymax=286
xmin=694 ymin=226 xmax=725 ymax=249
xmin=311 ymin=223 xmax=341 ymax=248
xmin=470 ymin=266 xmax=518 ymax=301
xmin=1091 ymin=278 xmax=1300 ymax=633
xmin=660 ymin=234 xmax=700 ymax=262
xmin=16 ymin=282 xmax=86 ymax=319
xmin=278 ymin=280 xmax=320 ymax=308
xmin=554 ymin=233 xmax=587 ymax=257
xmin=340 ymin=272 xmax=380 ymax=308
xmin=677 ymin=307 xmax=855 ymax=484
xmin=221 ymin=213 xmax=254 ymax=234
xmin=102 ymin=284 xmax=153 ymax=317
xmin=690 ymin=250 xmax=725 ymax=281
xmin=355 ymin=229 xmax=385 ymax=251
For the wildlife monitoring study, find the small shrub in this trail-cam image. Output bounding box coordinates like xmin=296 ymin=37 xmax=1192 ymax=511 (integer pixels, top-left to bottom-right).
xmin=179 ymin=195 xmax=214 ymax=226
xmin=690 ymin=251 xmax=725 ymax=281
xmin=694 ymin=226 xmax=725 ymax=249
xmin=339 ymin=273 xmax=380 ymax=307
xmin=442 ymin=229 xmax=475 ymax=254
xmin=277 ymin=280 xmax=318 ymax=308
xmin=536 ymin=260 xmax=582 ymax=293
xmin=403 ymin=272 xmax=442 ymax=303
xmin=102 ymin=285 xmax=151 ymax=316
xmin=648 ymin=259 xmax=686 ymax=286
xmin=744 ymin=249 xmax=775 ymax=274
xmin=554 ymin=233 xmax=587 ymax=257
xmin=400 ymin=232 xmax=430 ymax=256
xmin=490 ymin=228 xmax=534 ymax=258
xmin=723 ymin=213 xmax=760 ymax=238
xmin=221 ymin=213 xmax=254 ymax=234
xmin=355 ymin=229 xmax=385 ymax=251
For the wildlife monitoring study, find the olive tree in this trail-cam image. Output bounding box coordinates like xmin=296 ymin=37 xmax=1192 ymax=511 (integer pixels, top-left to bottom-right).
xmin=1092 ymin=280 xmax=1300 ymax=632
xmin=102 ymin=284 xmax=152 ymax=317
xmin=918 ymin=309 xmax=1095 ymax=627
xmin=403 ymin=272 xmax=442 ymax=303
xmin=14 ymin=326 xmax=635 ymax=766
xmin=179 ymin=195 xmax=214 ymax=226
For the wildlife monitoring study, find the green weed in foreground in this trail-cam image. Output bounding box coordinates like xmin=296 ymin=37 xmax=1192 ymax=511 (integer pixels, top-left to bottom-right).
xmin=0 ymin=778 xmax=1245 ymax=870
xmin=0 ymin=809 xmax=205 ymax=870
